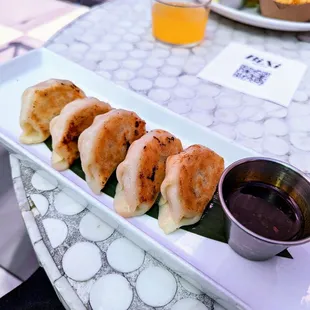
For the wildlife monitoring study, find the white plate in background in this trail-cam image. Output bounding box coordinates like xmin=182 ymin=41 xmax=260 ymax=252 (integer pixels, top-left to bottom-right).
xmin=211 ymin=2 xmax=310 ymax=32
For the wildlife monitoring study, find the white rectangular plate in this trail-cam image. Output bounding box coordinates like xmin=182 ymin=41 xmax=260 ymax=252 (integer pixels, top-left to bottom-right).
xmin=1 ymin=48 xmax=309 ymax=310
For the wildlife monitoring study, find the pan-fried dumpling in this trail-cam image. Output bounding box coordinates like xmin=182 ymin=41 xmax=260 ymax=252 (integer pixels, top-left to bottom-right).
xmin=78 ymin=109 xmax=146 ymax=194
xmin=50 ymin=97 xmax=112 ymax=171
xmin=158 ymin=144 xmax=224 ymax=234
xmin=114 ymin=130 xmax=183 ymax=217
xmin=20 ymin=79 xmax=85 ymax=144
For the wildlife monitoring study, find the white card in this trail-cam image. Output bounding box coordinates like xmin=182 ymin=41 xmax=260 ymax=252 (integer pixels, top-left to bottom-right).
xmin=198 ymin=42 xmax=307 ymax=107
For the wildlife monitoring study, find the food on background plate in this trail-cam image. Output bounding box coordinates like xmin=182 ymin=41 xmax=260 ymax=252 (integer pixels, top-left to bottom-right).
xmin=114 ymin=130 xmax=183 ymax=218
xmin=274 ymin=0 xmax=310 ymax=4
xmin=219 ymin=0 xmax=310 ymax=22
xmin=259 ymin=0 xmax=310 ymax=22
xmin=20 ymin=79 xmax=85 ymax=144
xmin=244 ymin=0 xmax=259 ymax=7
xmin=78 ymin=109 xmax=146 ymax=195
xmin=50 ymin=97 xmax=112 ymax=171
xmin=158 ymin=144 xmax=224 ymax=234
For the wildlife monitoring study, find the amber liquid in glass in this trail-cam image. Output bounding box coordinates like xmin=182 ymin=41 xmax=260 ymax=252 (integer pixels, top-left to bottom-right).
xmin=152 ymin=1 xmax=209 ymax=46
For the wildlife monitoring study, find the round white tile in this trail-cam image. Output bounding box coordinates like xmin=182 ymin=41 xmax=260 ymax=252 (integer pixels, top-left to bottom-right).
xmin=179 ymin=277 xmax=202 ymax=295
xmin=90 ymin=274 xmax=133 ymax=310
xmin=130 ymin=27 xmax=145 ymax=35
xmin=161 ymin=66 xmax=182 ymax=77
xmin=137 ymin=41 xmax=154 ymax=50
xmin=129 ymin=78 xmax=152 ymax=91
xmin=31 ymin=170 xmax=58 ymax=191
xmin=54 ymin=191 xmax=85 ymax=215
xmin=179 ymin=75 xmax=199 ymax=87
xmin=168 ymin=100 xmax=192 ymax=114
xmin=293 ymin=91 xmax=308 ymax=102
xmin=146 ymin=57 xmax=164 ymax=68
xmin=79 ymin=212 xmax=114 ymax=242
xmin=152 ymin=48 xmax=170 ymax=58
xmin=193 ymin=46 xmax=208 ymax=57
xmin=249 ymin=110 xmax=266 ymax=122
xmin=114 ymin=69 xmax=135 ymax=81
xmin=148 ymin=89 xmax=170 ymax=103
xmin=42 ymin=218 xmax=68 ymax=248
xmin=196 ymin=84 xmax=220 ymax=97
xmin=264 ymin=118 xmax=288 ymax=136
xmin=69 ymin=43 xmax=88 ymax=53
xmin=62 ymin=242 xmax=101 ymax=281
xmin=130 ymin=50 xmax=148 ymax=59
xmin=289 ymin=117 xmax=310 ymax=132
xmin=99 ymin=60 xmax=119 ymax=71
xmin=263 ymin=136 xmax=289 ymax=156
xmin=192 ymin=98 xmax=216 ymax=111
xmin=107 ymin=238 xmax=144 ymax=272
xmin=155 ymin=77 xmax=177 ymax=88
xmin=171 ymin=298 xmax=208 ymax=310
xmin=166 ymin=56 xmax=185 ymax=67
xmin=217 ymin=95 xmax=241 ymax=108
xmin=237 ymin=122 xmax=263 ymax=139
xmin=215 ymin=109 xmax=238 ymax=124
xmin=92 ymin=42 xmax=112 ymax=52
xmin=188 ymin=111 xmax=214 ymax=127
xmin=136 ymin=266 xmax=177 ymax=307
xmin=242 ymin=95 xmax=264 ymax=106
xmin=106 ymin=51 xmax=127 ymax=61
xmin=288 ymin=102 xmax=310 ymax=117
xmin=122 ymin=59 xmax=143 ymax=70
xmin=237 ymin=106 xmax=260 ymax=120
xmin=171 ymin=48 xmax=190 ymax=57
xmin=290 ymin=132 xmax=310 ymax=151
xmin=104 ymin=34 xmax=121 ymax=43
xmin=30 ymin=194 xmax=49 ymax=216
xmin=183 ymin=56 xmax=205 ymax=75
xmin=174 ymin=87 xmax=196 ymax=99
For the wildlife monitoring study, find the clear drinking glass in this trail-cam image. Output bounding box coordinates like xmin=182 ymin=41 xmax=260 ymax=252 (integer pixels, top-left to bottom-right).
xmin=151 ymin=0 xmax=211 ymax=47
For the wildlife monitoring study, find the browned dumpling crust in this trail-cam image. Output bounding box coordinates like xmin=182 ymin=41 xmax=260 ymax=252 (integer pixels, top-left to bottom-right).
xmin=114 ymin=129 xmax=183 ymax=217
xmin=20 ymin=79 xmax=85 ymax=144
xmin=78 ymin=109 xmax=146 ymax=194
xmin=50 ymin=97 xmax=112 ymax=171
xmin=158 ymin=144 xmax=224 ymax=234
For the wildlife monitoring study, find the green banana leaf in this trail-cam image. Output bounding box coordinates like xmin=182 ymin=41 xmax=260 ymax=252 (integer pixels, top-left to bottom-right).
xmin=44 ymin=137 xmax=292 ymax=259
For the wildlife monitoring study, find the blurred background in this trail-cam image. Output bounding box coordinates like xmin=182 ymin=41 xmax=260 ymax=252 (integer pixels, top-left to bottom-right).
xmin=0 ymin=0 xmax=103 ymax=297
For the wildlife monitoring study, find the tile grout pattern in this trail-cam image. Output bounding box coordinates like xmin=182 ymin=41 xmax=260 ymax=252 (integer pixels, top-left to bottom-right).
xmin=10 ymin=154 xmax=224 ymax=310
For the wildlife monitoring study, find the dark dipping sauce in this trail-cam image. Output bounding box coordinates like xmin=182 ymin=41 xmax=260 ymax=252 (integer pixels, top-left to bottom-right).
xmin=226 ymin=181 xmax=304 ymax=241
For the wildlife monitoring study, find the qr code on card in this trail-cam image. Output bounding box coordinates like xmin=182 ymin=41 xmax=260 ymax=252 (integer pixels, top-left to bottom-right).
xmin=233 ymin=64 xmax=271 ymax=86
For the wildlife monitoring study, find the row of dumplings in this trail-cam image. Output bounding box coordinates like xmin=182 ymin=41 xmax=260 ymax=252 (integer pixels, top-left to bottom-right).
xmin=19 ymin=79 xmax=224 ymax=234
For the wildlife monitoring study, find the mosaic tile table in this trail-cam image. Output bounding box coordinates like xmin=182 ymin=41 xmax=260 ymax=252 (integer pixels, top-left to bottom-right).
xmin=10 ymin=0 xmax=310 ymax=309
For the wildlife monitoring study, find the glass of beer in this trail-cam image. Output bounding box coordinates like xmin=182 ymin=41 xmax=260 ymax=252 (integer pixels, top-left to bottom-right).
xmin=151 ymin=0 xmax=211 ymax=47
